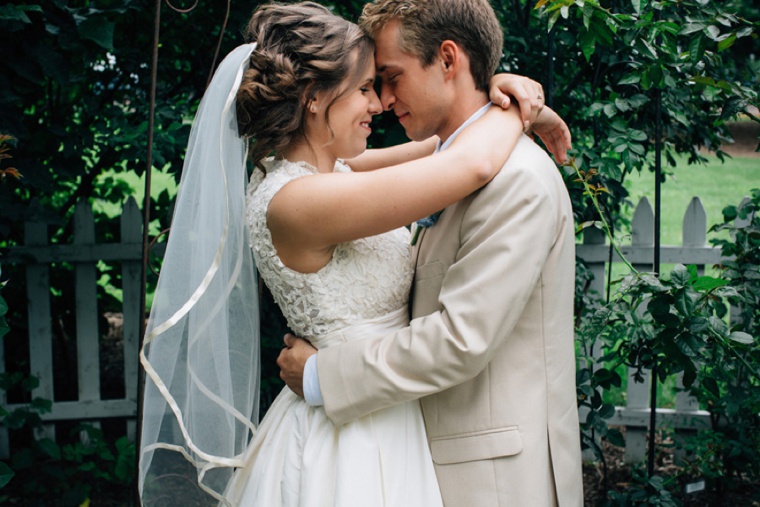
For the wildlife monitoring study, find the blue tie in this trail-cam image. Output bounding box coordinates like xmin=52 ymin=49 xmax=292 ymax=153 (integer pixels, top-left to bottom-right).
xmin=411 ymin=210 xmax=443 ymax=245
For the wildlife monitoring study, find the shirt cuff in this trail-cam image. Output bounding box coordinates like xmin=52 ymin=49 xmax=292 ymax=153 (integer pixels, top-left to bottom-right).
xmin=303 ymin=354 xmax=324 ymax=406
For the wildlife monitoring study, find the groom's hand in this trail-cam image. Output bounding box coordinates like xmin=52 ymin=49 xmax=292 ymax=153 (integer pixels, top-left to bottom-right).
xmin=277 ymin=334 xmax=317 ymax=398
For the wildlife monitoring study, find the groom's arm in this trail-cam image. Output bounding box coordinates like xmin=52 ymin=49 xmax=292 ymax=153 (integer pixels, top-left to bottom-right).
xmin=300 ymin=149 xmax=560 ymax=426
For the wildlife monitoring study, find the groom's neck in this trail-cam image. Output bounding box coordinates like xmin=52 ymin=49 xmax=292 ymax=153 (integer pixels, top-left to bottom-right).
xmin=437 ymin=90 xmax=489 ymax=145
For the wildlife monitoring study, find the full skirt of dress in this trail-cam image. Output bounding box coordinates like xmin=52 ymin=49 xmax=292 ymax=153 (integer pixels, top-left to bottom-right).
xmin=224 ymin=309 xmax=443 ymax=507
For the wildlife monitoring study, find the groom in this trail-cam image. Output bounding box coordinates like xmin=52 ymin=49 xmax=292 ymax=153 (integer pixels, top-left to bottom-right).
xmin=279 ymin=0 xmax=583 ymax=504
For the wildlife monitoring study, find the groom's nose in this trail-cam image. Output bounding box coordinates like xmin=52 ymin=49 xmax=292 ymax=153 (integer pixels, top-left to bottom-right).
xmin=380 ymin=82 xmax=396 ymax=112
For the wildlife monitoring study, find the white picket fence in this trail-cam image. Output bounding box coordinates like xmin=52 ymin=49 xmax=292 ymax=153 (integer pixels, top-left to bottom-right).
xmin=0 ymin=195 xmax=738 ymax=462
xmin=0 ymin=198 xmax=142 ymax=458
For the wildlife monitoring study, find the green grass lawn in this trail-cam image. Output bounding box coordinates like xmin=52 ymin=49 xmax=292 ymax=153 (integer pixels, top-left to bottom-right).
xmin=599 ymin=153 xmax=759 ymax=409
xmin=622 ymin=154 xmax=758 ymax=245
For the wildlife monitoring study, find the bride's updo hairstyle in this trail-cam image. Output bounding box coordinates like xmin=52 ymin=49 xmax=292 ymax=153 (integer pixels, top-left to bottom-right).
xmin=237 ymin=2 xmax=375 ymax=169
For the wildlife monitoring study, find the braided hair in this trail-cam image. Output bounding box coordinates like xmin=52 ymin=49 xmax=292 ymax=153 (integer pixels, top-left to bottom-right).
xmin=236 ymin=2 xmax=375 ymax=169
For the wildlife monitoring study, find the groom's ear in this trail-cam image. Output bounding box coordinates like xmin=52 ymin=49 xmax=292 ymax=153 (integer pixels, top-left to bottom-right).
xmin=438 ymin=40 xmax=460 ymax=80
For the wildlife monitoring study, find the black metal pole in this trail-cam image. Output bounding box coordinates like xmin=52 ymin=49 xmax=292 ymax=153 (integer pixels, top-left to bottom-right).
xmin=547 ymin=28 xmax=554 ymax=109
xmin=135 ymin=0 xmax=161 ymax=503
xmin=648 ymin=87 xmax=663 ymax=478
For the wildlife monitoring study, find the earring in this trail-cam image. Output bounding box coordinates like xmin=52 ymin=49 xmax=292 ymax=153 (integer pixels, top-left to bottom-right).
xmin=310 ymin=104 xmax=317 ymax=113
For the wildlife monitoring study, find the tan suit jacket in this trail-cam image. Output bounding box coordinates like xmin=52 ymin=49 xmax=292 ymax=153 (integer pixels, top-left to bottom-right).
xmin=318 ymin=135 xmax=583 ymax=506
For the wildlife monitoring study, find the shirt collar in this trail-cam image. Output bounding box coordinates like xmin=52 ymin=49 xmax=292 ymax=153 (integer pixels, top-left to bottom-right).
xmin=435 ymin=103 xmax=492 ymax=153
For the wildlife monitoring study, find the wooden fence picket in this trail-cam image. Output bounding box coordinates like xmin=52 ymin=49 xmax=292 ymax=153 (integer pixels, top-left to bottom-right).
xmin=74 ymin=201 xmax=101 ymax=439
xmin=120 ymin=197 xmax=142 ymax=442
xmin=25 ymin=199 xmax=56 ymax=445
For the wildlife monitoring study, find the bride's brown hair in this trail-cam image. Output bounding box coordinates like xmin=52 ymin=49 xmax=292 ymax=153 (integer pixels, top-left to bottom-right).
xmin=237 ymin=2 xmax=375 ymax=169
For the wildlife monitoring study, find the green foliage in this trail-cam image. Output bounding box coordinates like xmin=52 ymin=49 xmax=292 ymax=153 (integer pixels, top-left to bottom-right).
xmin=575 ymin=186 xmax=760 ymax=500
xmin=603 ymin=468 xmax=681 ymax=506
xmin=675 ymin=190 xmax=760 ymax=492
xmin=0 ymin=371 xmax=135 ymax=505
xmin=575 ymin=259 xmax=626 ymax=463
xmin=534 ymin=0 xmax=759 ymax=227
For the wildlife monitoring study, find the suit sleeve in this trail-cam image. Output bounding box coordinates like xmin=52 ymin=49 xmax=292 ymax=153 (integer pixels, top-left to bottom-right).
xmin=317 ymin=157 xmax=561 ymax=426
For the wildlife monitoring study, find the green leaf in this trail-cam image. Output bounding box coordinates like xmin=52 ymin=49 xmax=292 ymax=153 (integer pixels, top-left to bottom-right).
xmin=706 ymin=25 xmax=721 ymax=40
xmin=682 ymin=367 xmax=696 ymax=388
xmin=599 ymin=403 xmax=616 ymax=419
xmin=709 ymin=316 xmax=729 ymax=336
xmin=692 ymin=276 xmax=728 ymax=292
xmin=37 ymin=438 xmax=61 ymax=460
xmin=675 ymin=290 xmax=697 ymax=317
xmin=718 ymin=33 xmax=737 ymax=52
xmin=728 ymin=331 xmax=753 ymax=345
xmin=648 ymin=64 xmax=664 ymax=88
xmin=722 ymin=205 xmax=738 ymax=220
xmin=77 ymin=18 xmax=115 ymax=50
xmin=702 ymin=377 xmax=720 ymax=397
xmin=630 ymin=129 xmax=648 ymax=142
xmin=0 ymin=296 xmax=7 ymax=316
xmin=679 ymin=23 xmax=706 ymax=36
xmin=21 ymin=376 xmax=39 ymax=391
xmin=670 ymin=264 xmax=691 ymax=287
xmin=689 ymin=35 xmax=706 ymax=67
xmin=688 ymin=316 xmax=709 ymax=333
xmin=615 ymin=98 xmax=630 ymax=112
xmin=691 ymin=75 xmax=716 ymax=87
xmin=579 ymin=28 xmax=596 ymax=62
xmin=0 ymin=4 xmax=42 ymax=23
xmin=618 ymin=74 xmax=640 ymax=85
xmin=640 ymin=273 xmax=664 ymax=290
xmin=0 ymin=462 xmax=13 ymax=489
xmin=606 ymin=428 xmax=625 ymax=447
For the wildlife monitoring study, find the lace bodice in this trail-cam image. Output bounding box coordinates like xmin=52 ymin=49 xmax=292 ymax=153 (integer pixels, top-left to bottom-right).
xmin=246 ymin=159 xmax=413 ymax=341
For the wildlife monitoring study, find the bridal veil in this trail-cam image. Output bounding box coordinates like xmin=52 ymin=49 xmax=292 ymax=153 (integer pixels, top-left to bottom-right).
xmin=138 ymin=43 xmax=260 ymax=505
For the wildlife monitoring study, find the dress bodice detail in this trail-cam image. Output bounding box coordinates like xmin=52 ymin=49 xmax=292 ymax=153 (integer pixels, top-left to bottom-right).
xmin=246 ymin=159 xmax=413 ymax=344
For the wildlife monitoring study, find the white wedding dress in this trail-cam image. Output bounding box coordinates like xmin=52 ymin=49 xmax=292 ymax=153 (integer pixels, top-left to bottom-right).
xmin=224 ymin=159 xmax=443 ymax=506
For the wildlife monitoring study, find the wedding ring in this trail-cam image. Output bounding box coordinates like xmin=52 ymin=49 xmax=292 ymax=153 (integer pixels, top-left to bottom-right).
xmin=537 ymin=93 xmax=543 ymax=100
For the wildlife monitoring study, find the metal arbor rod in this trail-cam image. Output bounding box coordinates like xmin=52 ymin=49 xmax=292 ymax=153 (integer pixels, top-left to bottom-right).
xmin=135 ymin=0 xmax=161 ymax=502
xmin=647 ymin=86 xmax=663 ymax=478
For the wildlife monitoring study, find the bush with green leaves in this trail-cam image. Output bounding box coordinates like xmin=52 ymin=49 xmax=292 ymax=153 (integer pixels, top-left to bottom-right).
xmin=0 ymin=371 xmax=135 ymax=506
xmin=676 ymin=190 xmax=760 ymax=497
xmin=574 ymin=185 xmax=759 ymax=502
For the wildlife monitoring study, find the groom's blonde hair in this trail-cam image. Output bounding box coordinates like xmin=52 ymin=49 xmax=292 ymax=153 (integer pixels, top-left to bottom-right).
xmin=359 ymin=0 xmax=503 ymax=92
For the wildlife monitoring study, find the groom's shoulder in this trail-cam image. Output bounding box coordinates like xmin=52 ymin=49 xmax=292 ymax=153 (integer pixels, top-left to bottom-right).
xmin=488 ymin=134 xmax=559 ymax=189
xmin=503 ymin=134 xmax=556 ymax=170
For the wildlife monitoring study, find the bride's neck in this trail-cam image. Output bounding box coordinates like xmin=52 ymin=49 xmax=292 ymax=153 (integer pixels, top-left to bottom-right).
xmin=282 ymin=141 xmax=335 ymax=174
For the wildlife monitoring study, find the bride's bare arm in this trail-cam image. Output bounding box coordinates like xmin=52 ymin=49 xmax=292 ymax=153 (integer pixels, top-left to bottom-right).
xmin=268 ymin=105 xmax=523 ymax=272
xmin=344 ymin=137 xmax=438 ymax=172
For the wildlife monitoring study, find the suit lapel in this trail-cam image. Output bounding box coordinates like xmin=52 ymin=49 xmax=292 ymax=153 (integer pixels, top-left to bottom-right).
xmin=409 ymin=225 xmax=425 ymax=314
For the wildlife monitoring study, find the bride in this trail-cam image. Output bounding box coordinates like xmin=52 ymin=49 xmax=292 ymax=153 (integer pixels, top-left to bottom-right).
xmin=138 ymin=2 xmax=568 ymax=506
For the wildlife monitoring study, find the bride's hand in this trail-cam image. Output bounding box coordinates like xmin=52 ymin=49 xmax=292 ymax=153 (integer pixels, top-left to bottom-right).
xmin=488 ymin=73 xmax=544 ymax=129
xmin=529 ymin=106 xmax=572 ymax=164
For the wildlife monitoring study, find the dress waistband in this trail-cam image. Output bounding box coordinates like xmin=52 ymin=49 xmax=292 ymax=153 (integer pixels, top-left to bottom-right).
xmin=308 ymin=307 xmax=409 ymax=349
